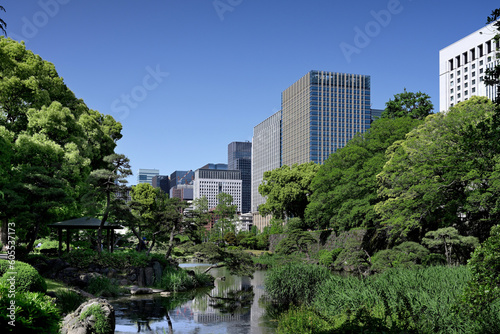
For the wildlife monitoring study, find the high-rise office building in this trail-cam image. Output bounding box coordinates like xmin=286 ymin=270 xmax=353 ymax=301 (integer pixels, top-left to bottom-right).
xmin=169 ymin=170 xmax=194 ymax=201
xmin=152 ymin=175 xmax=170 ymax=194
xmin=228 ymin=141 xmax=252 ymax=214
xmin=251 ymin=111 xmax=282 ymax=231
xmin=281 ymin=70 xmax=371 ymax=166
xmin=193 ymin=164 xmax=242 ymax=213
xmin=439 ymin=22 xmax=498 ymax=112
xmin=137 ymin=169 xmax=159 ymax=186
xmin=250 ymin=71 xmax=372 ymax=230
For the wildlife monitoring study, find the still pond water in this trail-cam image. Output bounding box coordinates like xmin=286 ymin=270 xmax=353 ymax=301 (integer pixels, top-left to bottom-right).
xmin=111 ymin=263 xmax=277 ymax=334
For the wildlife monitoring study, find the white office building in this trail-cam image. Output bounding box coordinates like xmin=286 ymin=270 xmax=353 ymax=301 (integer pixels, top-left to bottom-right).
xmin=251 ymin=110 xmax=282 ymax=231
xmin=137 ymin=168 xmax=159 ymax=186
xmin=439 ymin=22 xmax=498 ymax=112
xmin=193 ymin=167 xmax=242 ymax=213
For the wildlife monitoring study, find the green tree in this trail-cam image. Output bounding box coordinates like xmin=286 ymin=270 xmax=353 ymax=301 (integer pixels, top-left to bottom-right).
xmin=84 ymin=154 xmax=131 ymax=254
xmin=192 ymin=242 xmax=255 ymax=277
xmin=212 ymin=192 xmax=237 ymax=240
xmin=381 ymin=88 xmax=434 ymax=120
xmin=376 ymin=97 xmax=498 ymax=242
xmin=258 ymin=162 xmax=319 ymax=220
xmin=422 ymin=227 xmax=479 ymax=265
xmin=275 ymin=218 xmax=316 ymax=259
xmin=0 ymin=38 xmax=122 ymax=250
xmin=462 ymin=224 xmax=500 ymax=315
xmin=306 ymin=116 xmax=423 ymax=231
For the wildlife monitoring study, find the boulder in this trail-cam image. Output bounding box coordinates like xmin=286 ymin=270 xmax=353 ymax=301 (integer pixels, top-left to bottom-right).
xmin=61 ymin=298 xmax=115 ymax=334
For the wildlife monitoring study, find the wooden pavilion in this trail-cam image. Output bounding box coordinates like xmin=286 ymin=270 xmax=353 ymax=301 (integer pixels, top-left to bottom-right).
xmin=48 ymin=217 xmax=123 ymax=255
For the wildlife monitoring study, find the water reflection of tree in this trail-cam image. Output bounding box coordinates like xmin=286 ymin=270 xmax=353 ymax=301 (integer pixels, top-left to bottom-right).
xmin=112 ymin=288 xmax=211 ymax=333
xmin=207 ymin=286 xmax=255 ymax=315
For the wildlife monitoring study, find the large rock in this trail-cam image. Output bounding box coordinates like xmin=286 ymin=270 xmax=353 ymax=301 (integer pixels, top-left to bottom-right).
xmin=61 ymin=298 xmax=115 ymax=334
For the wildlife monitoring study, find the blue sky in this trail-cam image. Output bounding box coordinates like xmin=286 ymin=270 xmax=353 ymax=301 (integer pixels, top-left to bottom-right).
xmin=3 ymin=1 xmax=499 ymax=184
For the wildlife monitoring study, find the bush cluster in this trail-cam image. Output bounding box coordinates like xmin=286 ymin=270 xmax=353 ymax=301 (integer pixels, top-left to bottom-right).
xmin=0 ymin=260 xmax=47 ymax=293
xmin=61 ymin=249 xmax=167 ymax=269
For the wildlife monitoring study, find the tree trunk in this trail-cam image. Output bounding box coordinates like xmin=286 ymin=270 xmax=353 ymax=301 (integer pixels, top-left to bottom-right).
xmin=26 ymin=220 xmax=41 ymax=254
xmin=0 ymin=217 xmax=7 ymax=251
xmin=164 ymin=224 xmax=177 ymax=260
xmin=97 ymin=192 xmax=111 ymax=255
xmin=203 ymin=263 xmax=224 ymax=274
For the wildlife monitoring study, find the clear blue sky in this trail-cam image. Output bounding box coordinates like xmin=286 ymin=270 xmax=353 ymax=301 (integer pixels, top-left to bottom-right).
xmin=3 ymin=1 xmax=499 ymax=184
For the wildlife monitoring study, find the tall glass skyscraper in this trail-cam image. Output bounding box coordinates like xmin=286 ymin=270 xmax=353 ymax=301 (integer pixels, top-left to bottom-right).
xmin=228 ymin=141 xmax=252 ymax=214
xmin=281 ymin=70 xmax=371 ymax=166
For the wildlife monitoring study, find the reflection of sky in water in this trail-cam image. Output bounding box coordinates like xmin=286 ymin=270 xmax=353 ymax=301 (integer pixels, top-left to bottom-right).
xmin=111 ymin=267 xmax=274 ymax=334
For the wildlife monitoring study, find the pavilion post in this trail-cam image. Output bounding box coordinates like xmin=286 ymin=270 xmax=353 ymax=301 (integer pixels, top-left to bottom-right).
xmin=66 ymin=229 xmax=70 ymax=253
xmin=58 ymin=228 xmax=62 ymax=256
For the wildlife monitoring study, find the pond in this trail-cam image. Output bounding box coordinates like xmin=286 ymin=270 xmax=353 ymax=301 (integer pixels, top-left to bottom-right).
xmin=111 ymin=264 xmax=277 ymax=334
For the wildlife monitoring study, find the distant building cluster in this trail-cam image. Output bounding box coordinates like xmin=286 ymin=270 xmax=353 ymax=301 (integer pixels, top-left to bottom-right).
xmin=139 ymin=22 xmax=498 ymax=232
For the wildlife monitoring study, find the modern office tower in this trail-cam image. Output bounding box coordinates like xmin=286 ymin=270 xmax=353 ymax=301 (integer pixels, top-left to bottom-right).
xmin=228 ymin=141 xmax=252 ymax=214
xmin=193 ymin=164 xmax=242 ymax=213
xmin=152 ymin=175 xmax=170 ymax=194
xmin=137 ymin=169 xmax=159 ymax=186
xmin=439 ymin=22 xmax=498 ymax=112
xmin=281 ymin=70 xmax=371 ymax=166
xmin=370 ymin=108 xmax=384 ymax=122
xmin=169 ymin=170 xmax=194 ymax=201
xmin=251 ymin=110 xmax=282 ymax=231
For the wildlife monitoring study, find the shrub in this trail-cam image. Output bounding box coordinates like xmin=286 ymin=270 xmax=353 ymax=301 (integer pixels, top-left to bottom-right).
xmin=85 ymin=276 xmax=121 ymax=297
xmin=265 ymin=262 xmax=331 ymax=306
xmin=277 ymin=305 xmax=333 ymax=334
xmin=157 ymin=266 xmax=197 ymax=292
xmin=462 ymin=224 xmax=500 ymax=316
xmin=55 ymin=289 xmax=87 ymax=314
xmin=318 ymin=248 xmax=343 ymax=268
xmin=0 ymin=282 xmax=61 ymax=333
xmin=0 ymin=261 xmax=46 ymax=293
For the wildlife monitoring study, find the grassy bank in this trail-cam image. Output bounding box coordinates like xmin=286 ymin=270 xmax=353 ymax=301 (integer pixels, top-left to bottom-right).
xmin=265 ymin=263 xmax=500 ymax=334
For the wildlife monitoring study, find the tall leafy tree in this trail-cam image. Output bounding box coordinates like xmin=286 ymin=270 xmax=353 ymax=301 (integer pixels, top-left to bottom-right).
xmin=381 ymin=88 xmax=434 ymax=120
xmin=376 ymin=97 xmax=498 ymax=242
xmin=258 ymin=162 xmax=319 ymax=220
xmin=0 ymin=38 xmax=123 ymax=249
xmin=305 ymin=116 xmax=423 ymax=231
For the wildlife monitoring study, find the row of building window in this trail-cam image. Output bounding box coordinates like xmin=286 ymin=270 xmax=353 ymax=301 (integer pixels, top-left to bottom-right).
xmin=448 ymin=40 xmax=495 ymax=70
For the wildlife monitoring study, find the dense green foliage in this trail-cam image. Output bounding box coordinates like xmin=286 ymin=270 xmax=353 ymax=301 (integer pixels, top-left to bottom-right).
xmin=156 ymin=266 xmax=213 ymax=292
xmin=377 ymin=97 xmax=499 ymax=242
xmin=0 ymin=282 xmax=60 ymax=333
xmin=85 ymin=276 xmax=122 ymax=297
xmin=259 ymin=162 xmax=320 ymax=220
xmin=264 ymin=262 xmax=331 ymax=306
xmin=381 ymin=89 xmax=434 ymax=120
xmin=306 ymin=116 xmax=423 ymax=231
xmin=61 ymin=249 xmax=167 ymax=269
xmin=0 ymin=37 xmax=123 ymax=251
xmin=273 ymin=266 xmax=500 ymax=333
xmin=462 ymin=224 xmax=500 ymax=314
xmin=0 ymin=260 xmax=46 ymax=293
